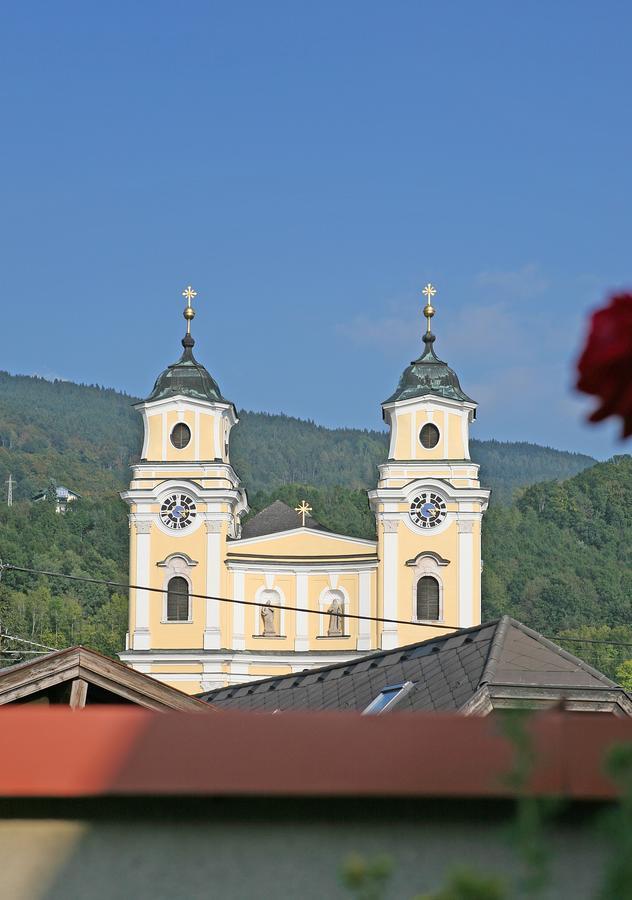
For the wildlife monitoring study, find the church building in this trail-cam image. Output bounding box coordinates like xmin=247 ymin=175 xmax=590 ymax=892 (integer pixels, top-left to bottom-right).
xmin=119 ymin=285 xmax=489 ymax=692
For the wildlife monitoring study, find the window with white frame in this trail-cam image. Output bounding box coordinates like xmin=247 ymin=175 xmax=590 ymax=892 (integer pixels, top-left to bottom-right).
xmin=416 ymin=575 xmax=440 ymax=621
xmin=167 ymin=576 xmax=190 ymax=622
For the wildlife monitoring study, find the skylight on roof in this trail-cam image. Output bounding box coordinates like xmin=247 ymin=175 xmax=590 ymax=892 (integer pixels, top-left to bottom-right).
xmin=361 ymin=681 xmax=414 ymax=715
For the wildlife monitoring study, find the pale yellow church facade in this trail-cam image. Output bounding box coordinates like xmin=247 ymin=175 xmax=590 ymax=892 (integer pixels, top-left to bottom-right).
xmin=119 ymin=285 xmax=489 ymax=692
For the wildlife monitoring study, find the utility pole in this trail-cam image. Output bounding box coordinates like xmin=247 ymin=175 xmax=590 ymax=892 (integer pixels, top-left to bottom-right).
xmin=5 ymin=474 xmax=13 ymax=507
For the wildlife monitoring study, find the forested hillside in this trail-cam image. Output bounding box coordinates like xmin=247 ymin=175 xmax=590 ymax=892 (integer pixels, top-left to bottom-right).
xmin=1 ymin=454 xmax=630 ymax=678
xmin=0 ymin=371 xmax=595 ymax=504
xmin=0 ymin=492 xmax=128 ymax=662
xmin=3 ymin=369 xmax=628 ymax=679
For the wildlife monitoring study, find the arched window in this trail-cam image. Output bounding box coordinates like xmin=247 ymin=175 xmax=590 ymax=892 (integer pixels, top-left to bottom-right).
xmin=416 ymin=576 xmax=440 ymax=621
xmin=167 ymin=576 xmax=190 ymax=622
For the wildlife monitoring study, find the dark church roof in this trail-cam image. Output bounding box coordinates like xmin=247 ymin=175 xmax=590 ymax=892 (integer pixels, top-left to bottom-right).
xmin=384 ymin=332 xmax=473 ymax=405
xmin=240 ymin=500 xmax=331 ymax=539
xmin=145 ymin=334 xmax=229 ymax=404
xmin=198 ymin=616 xmax=629 ymax=715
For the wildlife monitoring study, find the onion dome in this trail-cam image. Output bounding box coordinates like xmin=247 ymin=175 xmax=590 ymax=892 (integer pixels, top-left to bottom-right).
xmin=145 ymin=285 xmax=230 ymax=404
xmin=384 ymin=283 xmax=474 ymax=404
xmin=146 ymin=333 xmax=228 ymax=403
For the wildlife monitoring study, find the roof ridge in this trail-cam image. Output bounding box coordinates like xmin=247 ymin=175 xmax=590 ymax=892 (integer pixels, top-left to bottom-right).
xmin=478 ymin=615 xmax=512 ymax=687
xmin=502 ymin=618 xmax=617 ymax=687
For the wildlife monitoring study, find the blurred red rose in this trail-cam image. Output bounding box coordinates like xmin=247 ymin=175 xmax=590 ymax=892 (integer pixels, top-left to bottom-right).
xmin=577 ymin=293 xmax=632 ymax=437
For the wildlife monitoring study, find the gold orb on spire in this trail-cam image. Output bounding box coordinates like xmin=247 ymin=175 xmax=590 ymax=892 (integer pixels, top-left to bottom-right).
xmin=182 ymin=285 xmax=198 ymax=334
xmin=421 ymin=282 xmax=437 ymax=334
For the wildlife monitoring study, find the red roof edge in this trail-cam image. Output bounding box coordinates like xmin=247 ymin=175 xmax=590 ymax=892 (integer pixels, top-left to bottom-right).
xmin=0 ymin=708 xmax=628 ymax=800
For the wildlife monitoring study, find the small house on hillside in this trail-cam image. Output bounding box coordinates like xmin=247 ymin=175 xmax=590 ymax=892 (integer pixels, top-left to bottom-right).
xmin=32 ymin=484 xmax=80 ymax=513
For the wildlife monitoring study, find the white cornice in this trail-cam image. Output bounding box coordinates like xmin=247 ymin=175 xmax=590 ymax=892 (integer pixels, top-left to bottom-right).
xmin=232 ymin=528 xmax=377 ymax=549
xmin=122 ymin=482 xmax=246 ymax=506
xmin=134 ymin=394 xmax=236 ymax=420
xmin=225 ymin=559 xmax=379 ymax=574
xmin=131 ymin=460 xmax=241 ymax=479
xmin=382 ymin=395 xmax=477 ymax=414
xmin=120 ymin=649 xmax=368 ymax=668
xmin=369 ymin=478 xmax=490 ymax=504
xmin=377 ymin=460 xmax=481 ymax=475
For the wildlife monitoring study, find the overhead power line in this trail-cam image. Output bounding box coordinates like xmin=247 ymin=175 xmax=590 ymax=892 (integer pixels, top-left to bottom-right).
xmin=0 ymin=562 xmax=459 ymax=632
xmin=1 ymin=632 xmax=58 ymax=652
xmin=2 ymin=561 xmax=632 ymax=651
xmin=553 ymin=637 xmax=632 ymax=648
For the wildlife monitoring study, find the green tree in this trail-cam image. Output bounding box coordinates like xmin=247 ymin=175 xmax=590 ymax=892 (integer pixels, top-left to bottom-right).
xmin=615 ymin=660 xmax=632 ymax=690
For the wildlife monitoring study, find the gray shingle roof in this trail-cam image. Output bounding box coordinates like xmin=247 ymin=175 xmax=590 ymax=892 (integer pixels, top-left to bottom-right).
xmin=198 ymin=616 xmax=618 ymax=713
xmin=240 ymin=500 xmax=330 ymax=539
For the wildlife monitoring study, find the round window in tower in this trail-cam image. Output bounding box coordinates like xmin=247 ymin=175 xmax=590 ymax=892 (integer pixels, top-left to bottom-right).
xmin=170 ymin=422 xmax=191 ymax=450
xmin=419 ymin=423 xmax=440 ymax=449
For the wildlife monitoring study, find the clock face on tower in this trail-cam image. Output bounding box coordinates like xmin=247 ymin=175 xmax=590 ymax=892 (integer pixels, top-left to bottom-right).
xmin=409 ymin=492 xmax=447 ymax=529
xmin=160 ymin=493 xmax=197 ymax=530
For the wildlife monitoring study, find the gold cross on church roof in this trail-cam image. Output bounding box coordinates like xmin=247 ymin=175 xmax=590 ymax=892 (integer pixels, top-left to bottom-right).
xmin=295 ymin=500 xmax=312 ymax=527
xmin=182 ymin=285 xmax=197 ymax=334
xmin=422 ymin=282 xmax=437 ymax=334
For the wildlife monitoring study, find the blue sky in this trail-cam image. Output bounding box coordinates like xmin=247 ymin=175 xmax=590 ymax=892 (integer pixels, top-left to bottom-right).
xmin=1 ymin=1 xmax=630 ymax=458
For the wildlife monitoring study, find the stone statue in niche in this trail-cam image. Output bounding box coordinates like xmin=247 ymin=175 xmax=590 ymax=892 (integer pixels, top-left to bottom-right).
xmin=261 ymin=599 xmax=277 ymax=636
xmin=327 ymin=595 xmax=344 ymax=636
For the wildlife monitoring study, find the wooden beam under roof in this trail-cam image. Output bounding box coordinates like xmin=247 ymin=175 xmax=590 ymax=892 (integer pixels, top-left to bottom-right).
xmin=0 ymin=646 xmax=212 ymax=712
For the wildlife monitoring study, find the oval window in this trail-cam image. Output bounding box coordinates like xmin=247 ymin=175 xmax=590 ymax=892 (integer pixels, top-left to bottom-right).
xmin=170 ymin=422 xmax=191 ymax=449
xmin=419 ymin=423 xmax=440 ymax=449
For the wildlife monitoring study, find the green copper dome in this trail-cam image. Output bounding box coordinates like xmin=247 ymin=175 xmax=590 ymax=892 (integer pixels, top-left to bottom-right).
xmin=146 ymin=334 xmax=229 ymax=404
xmin=384 ymin=333 xmax=474 ymax=404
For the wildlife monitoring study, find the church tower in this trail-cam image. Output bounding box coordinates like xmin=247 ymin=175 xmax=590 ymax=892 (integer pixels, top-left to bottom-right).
xmin=368 ymin=284 xmax=490 ymax=649
xmin=121 ymin=287 xmax=248 ymax=669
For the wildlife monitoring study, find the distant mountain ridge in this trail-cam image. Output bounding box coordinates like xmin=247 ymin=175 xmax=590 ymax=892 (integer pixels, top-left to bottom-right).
xmin=0 ymin=370 xmax=595 ymax=504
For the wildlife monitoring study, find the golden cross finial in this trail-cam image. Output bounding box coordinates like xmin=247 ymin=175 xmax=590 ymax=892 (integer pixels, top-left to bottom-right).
xmin=421 ymin=282 xmax=437 ymax=334
xmin=182 ymin=285 xmax=197 ymax=334
xmin=295 ymin=500 xmax=312 ymax=527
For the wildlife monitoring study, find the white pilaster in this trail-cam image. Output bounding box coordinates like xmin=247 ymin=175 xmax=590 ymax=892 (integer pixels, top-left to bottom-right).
xmin=381 ymin=520 xmax=399 ymax=650
xmin=213 ymin=413 xmax=221 ymax=460
xmin=194 ymin=410 xmax=200 ymax=460
xmin=228 ymin=660 xmax=250 ymax=684
xmin=461 ymin=409 xmax=470 ymax=460
xmin=201 ymin=658 xmax=226 ymax=692
xmin=458 ymin=519 xmax=475 ymax=627
xmin=295 ymin=573 xmax=309 ymax=651
xmin=232 ymin=570 xmax=246 ymax=650
xmin=133 ymin=520 xmax=152 ymax=650
xmin=204 ymin=520 xmax=222 ymax=649
xmin=357 ymin=570 xmax=372 ymax=651
xmin=161 ymin=412 xmax=167 ymax=460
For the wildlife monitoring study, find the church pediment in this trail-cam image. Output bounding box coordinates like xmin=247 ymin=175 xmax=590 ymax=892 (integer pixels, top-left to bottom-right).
xmin=227 ymin=527 xmax=377 ymax=563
